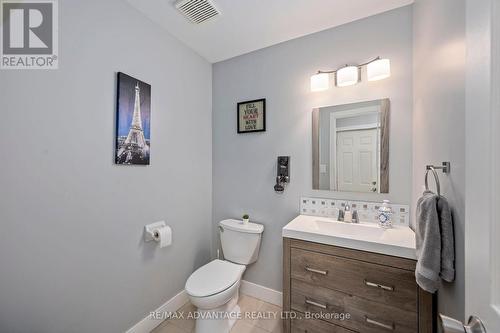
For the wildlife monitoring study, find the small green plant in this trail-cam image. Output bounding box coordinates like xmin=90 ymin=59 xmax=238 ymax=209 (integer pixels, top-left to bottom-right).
xmin=242 ymin=214 xmax=249 ymax=220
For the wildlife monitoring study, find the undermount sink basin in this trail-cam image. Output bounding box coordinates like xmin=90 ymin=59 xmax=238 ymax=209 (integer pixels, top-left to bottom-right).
xmin=282 ymin=215 xmax=416 ymax=259
xmin=307 ymin=218 xmax=387 ymax=237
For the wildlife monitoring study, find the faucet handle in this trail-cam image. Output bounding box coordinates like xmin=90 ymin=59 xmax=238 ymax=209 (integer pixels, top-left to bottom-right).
xmin=352 ymin=210 xmax=359 ymax=223
xmin=337 ymin=209 xmax=344 ymax=221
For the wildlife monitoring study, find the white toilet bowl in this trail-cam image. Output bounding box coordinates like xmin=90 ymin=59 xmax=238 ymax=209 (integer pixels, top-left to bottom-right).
xmin=185 ymin=219 xmax=264 ymax=333
xmin=185 ymin=259 xmax=246 ymax=333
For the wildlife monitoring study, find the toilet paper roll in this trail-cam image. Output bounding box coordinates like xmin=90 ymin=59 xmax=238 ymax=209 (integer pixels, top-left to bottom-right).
xmin=153 ymin=226 xmax=172 ymax=248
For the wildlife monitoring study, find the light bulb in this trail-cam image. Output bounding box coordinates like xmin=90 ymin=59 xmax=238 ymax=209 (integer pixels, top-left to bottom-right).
xmin=336 ymin=66 xmax=359 ymax=87
xmin=310 ymin=73 xmax=329 ymax=92
xmin=367 ymin=58 xmax=391 ymax=81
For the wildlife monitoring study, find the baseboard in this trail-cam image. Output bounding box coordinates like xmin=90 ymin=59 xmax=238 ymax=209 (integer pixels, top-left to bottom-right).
xmin=240 ymin=280 xmax=282 ymax=307
xmin=126 ymin=289 xmax=189 ymax=333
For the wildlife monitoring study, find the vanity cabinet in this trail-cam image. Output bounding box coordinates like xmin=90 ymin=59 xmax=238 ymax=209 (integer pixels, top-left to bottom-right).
xmin=283 ymin=238 xmax=435 ymax=333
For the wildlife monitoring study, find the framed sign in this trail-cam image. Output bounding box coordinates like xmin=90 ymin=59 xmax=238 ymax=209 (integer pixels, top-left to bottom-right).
xmin=237 ymin=98 xmax=266 ymax=133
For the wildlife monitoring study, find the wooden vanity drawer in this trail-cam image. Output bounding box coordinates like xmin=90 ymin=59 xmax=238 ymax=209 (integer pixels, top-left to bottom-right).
xmin=291 ymin=279 xmax=418 ymax=333
xmin=291 ymin=311 xmax=356 ymax=333
xmin=291 ymin=247 xmax=418 ymax=312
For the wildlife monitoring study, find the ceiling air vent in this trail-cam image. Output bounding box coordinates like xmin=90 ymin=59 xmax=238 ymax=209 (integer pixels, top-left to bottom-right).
xmin=175 ymin=0 xmax=220 ymax=24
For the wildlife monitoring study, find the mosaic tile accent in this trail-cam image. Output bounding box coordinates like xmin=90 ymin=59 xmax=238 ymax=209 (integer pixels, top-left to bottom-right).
xmin=300 ymin=197 xmax=410 ymax=226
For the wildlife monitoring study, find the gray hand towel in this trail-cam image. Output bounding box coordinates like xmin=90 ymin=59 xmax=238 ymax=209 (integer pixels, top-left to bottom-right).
xmin=415 ymin=191 xmax=441 ymax=292
xmin=415 ymin=190 xmax=455 ymax=293
xmin=437 ymin=196 xmax=455 ymax=282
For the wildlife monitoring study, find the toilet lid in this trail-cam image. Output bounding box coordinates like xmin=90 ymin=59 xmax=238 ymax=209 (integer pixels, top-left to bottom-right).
xmin=185 ymin=260 xmax=245 ymax=297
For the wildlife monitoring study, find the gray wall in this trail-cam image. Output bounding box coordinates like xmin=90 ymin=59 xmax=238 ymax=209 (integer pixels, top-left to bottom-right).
xmin=0 ymin=0 xmax=212 ymax=332
xmin=412 ymin=0 xmax=466 ymax=321
xmin=212 ymin=6 xmax=413 ymax=291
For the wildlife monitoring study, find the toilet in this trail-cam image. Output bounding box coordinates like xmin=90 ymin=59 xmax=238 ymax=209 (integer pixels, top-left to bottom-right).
xmin=185 ymin=219 xmax=264 ymax=333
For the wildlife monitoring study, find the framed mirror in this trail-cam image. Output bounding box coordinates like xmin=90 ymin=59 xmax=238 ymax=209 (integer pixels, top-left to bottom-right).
xmin=312 ymin=99 xmax=389 ymax=193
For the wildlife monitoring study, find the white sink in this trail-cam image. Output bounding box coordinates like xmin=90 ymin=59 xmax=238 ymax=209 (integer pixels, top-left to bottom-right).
xmin=306 ymin=218 xmax=387 ymax=237
xmin=282 ymin=215 xmax=416 ymax=259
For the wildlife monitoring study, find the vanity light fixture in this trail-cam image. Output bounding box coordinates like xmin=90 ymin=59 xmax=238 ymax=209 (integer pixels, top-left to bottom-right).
xmin=310 ymin=56 xmax=390 ymax=91
xmin=367 ymin=58 xmax=391 ymax=81
xmin=310 ymin=72 xmax=329 ymax=92
xmin=336 ymin=65 xmax=359 ymax=87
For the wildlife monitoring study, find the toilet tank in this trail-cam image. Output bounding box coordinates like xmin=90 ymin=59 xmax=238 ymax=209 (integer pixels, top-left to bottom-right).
xmin=219 ymin=219 xmax=264 ymax=265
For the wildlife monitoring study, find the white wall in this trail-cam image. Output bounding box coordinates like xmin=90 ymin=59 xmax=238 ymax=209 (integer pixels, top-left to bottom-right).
xmin=212 ymin=6 xmax=413 ymax=291
xmin=0 ymin=0 xmax=212 ymax=332
xmin=412 ymin=0 xmax=466 ymax=321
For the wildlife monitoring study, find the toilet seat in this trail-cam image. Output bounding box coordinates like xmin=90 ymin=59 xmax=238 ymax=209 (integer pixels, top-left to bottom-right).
xmin=185 ymin=259 xmax=245 ymax=298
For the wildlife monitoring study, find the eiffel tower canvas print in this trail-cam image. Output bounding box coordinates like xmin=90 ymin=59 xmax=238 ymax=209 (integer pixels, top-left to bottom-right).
xmin=115 ymin=72 xmax=151 ymax=165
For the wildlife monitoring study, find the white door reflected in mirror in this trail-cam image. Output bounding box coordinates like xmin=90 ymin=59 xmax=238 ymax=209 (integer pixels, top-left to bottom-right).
xmin=312 ymin=99 xmax=390 ymax=193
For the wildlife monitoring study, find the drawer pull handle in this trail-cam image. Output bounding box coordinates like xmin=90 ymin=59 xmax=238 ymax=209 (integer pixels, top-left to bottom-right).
xmin=365 ymin=317 xmax=395 ymax=330
xmin=364 ymin=280 xmax=394 ymax=291
xmin=305 ymin=299 xmax=327 ymax=309
xmin=305 ymin=267 xmax=328 ymax=275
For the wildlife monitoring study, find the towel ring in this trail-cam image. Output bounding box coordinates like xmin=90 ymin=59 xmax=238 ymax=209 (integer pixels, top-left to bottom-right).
xmin=424 ymin=162 xmax=450 ymax=196
xmin=425 ymin=166 xmax=441 ymax=196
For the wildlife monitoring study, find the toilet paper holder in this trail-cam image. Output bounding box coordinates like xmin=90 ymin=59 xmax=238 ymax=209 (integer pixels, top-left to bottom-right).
xmin=144 ymin=221 xmax=167 ymax=242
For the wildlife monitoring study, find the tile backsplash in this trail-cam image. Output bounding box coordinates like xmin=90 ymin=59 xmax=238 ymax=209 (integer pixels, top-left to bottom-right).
xmin=300 ymin=197 xmax=410 ymax=226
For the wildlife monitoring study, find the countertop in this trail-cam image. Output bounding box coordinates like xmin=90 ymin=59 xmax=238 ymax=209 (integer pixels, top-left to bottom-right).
xmin=282 ymin=215 xmax=417 ymax=260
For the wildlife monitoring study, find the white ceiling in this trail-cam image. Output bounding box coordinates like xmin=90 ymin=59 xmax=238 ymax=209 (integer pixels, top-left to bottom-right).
xmin=127 ymin=0 xmax=413 ymax=63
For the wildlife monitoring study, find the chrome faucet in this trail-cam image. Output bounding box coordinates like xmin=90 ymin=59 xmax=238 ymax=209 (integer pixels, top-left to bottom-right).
xmin=337 ymin=202 xmax=359 ymax=223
